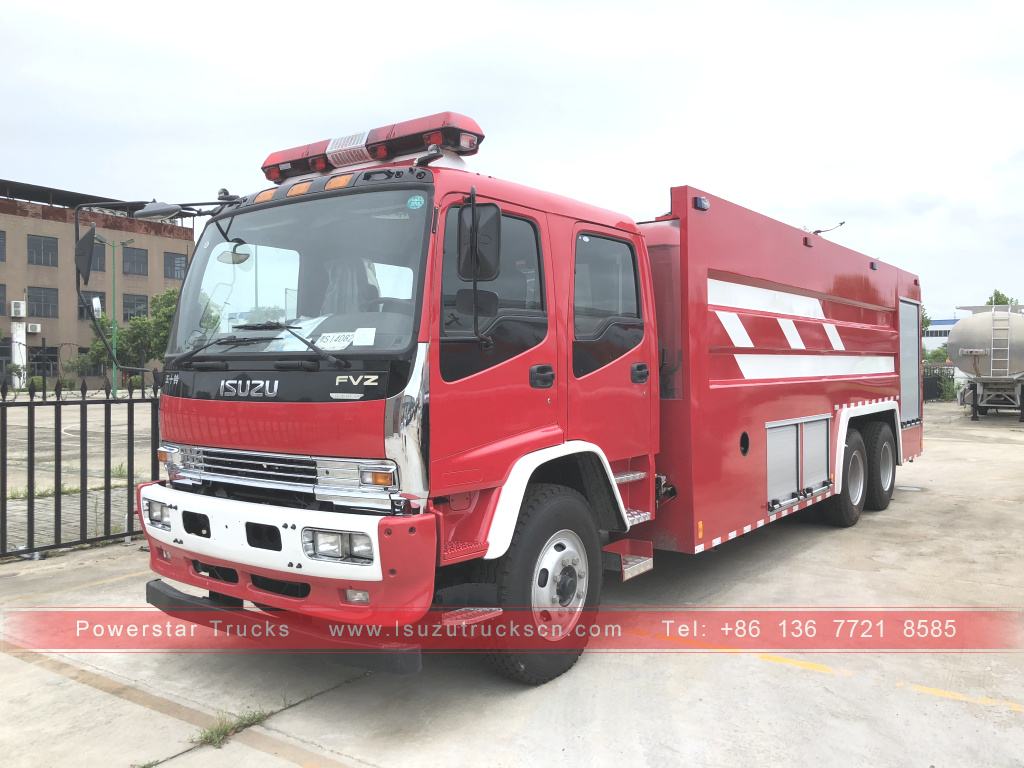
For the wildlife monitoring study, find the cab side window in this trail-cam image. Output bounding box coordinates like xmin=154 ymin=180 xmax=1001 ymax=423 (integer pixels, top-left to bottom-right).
xmin=572 ymin=233 xmax=643 ymax=377
xmin=440 ymin=208 xmax=547 ymax=382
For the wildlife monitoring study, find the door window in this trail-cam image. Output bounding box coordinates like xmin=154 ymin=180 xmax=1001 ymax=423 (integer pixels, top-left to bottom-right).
xmin=572 ymin=233 xmax=643 ymax=377
xmin=440 ymin=208 xmax=547 ymax=382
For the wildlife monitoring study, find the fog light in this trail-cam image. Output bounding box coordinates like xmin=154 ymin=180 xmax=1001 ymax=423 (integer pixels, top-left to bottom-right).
xmin=345 ymin=589 xmax=370 ymax=604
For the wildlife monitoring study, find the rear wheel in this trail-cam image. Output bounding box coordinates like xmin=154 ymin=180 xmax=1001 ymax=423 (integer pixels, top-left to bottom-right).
xmin=863 ymin=422 xmax=896 ymax=511
xmin=484 ymin=483 xmax=602 ymax=685
xmin=822 ymin=429 xmax=867 ymax=527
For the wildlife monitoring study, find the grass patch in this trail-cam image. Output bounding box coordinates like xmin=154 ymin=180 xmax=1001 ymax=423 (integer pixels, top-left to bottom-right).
xmin=192 ymin=709 xmax=270 ymax=749
xmin=111 ymin=461 xmax=128 ymax=479
xmin=133 ymin=762 xmax=160 ymax=768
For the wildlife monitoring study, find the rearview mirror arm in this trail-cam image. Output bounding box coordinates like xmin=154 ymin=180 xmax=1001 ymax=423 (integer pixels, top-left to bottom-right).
xmin=463 ymin=187 xmax=494 ymax=351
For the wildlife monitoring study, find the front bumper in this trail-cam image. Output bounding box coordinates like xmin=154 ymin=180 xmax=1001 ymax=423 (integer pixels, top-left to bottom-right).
xmin=139 ymin=482 xmax=437 ymax=623
xmin=146 ymin=579 xmax=421 ymax=674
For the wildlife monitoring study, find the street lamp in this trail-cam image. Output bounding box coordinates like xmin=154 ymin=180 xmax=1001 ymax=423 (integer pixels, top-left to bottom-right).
xmin=94 ymin=234 xmax=134 ymax=397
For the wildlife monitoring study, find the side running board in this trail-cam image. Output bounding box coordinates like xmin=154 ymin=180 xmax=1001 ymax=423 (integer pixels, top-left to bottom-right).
xmin=602 ymin=539 xmax=654 ymax=581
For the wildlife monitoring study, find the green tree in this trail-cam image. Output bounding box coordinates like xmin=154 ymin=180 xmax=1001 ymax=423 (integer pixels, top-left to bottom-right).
xmin=921 ymin=306 xmax=931 ymax=332
xmin=924 ymin=344 xmax=949 ymax=364
xmin=149 ymin=288 xmax=180 ymax=363
xmin=986 ymin=289 xmax=1019 ymax=306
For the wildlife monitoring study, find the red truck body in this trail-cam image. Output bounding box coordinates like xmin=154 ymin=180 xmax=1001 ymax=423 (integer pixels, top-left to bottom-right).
xmin=138 ymin=113 xmax=923 ymax=679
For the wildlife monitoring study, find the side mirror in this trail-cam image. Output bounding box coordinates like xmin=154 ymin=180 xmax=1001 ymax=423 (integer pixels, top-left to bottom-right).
xmin=455 ymin=288 xmax=499 ymax=317
xmin=457 ymin=203 xmax=501 ymax=281
xmin=92 ymin=297 xmax=103 ymax=317
xmin=74 ymin=224 xmax=96 ymax=284
xmin=135 ymin=201 xmax=183 ymax=221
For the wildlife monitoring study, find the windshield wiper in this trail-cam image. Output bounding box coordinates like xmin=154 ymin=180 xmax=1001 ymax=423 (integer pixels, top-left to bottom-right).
xmin=232 ymin=322 xmax=350 ymax=369
xmin=169 ymin=335 xmax=274 ymax=368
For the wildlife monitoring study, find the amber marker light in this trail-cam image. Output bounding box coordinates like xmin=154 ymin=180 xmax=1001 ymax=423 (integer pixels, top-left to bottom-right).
xmin=325 ymin=174 xmax=353 ymax=191
xmin=286 ymin=181 xmax=312 ymax=197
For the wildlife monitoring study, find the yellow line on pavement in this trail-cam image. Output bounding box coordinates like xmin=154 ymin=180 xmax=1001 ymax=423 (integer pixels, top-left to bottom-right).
xmin=756 ymin=654 xmax=851 ymax=675
xmin=896 ymin=682 xmax=1024 ymax=712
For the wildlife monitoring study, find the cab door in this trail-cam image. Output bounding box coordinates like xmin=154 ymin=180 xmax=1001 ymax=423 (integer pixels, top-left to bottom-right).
xmin=567 ymin=225 xmax=655 ymax=468
xmin=429 ymin=193 xmax=561 ymax=492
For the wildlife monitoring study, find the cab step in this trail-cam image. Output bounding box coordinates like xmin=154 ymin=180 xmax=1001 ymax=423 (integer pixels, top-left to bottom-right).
xmin=602 ymin=539 xmax=654 ymax=581
xmin=613 ymin=471 xmax=648 ymax=484
xmin=625 ymin=508 xmax=652 ymax=526
xmin=441 ymin=540 xmax=489 ymax=563
xmin=441 ymin=607 xmax=504 ymax=627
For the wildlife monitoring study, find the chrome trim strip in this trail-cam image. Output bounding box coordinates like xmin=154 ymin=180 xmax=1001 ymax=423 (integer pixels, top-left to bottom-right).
xmin=384 ymin=342 xmax=430 ymax=501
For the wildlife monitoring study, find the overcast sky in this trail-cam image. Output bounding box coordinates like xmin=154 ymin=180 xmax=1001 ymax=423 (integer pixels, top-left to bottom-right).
xmin=1 ymin=1 xmax=1021 ymax=318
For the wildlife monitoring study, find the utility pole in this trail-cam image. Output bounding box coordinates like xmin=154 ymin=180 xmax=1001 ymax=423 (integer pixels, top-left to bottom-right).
xmin=94 ymin=234 xmax=133 ymax=397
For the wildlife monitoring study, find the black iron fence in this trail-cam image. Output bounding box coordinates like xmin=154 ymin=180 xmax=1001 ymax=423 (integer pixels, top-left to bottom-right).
xmin=923 ymin=364 xmax=956 ymax=402
xmin=1 ymin=376 xmax=161 ymax=557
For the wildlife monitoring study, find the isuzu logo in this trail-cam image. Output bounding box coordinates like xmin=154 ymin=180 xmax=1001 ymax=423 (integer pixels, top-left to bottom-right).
xmin=218 ymin=379 xmax=279 ymax=397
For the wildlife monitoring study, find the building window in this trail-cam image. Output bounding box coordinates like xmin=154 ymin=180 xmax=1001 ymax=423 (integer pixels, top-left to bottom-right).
xmin=76 ymin=346 xmax=104 ymax=377
xmin=91 ymin=242 xmax=106 ymax=272
xmin=164 ymin=252 xmax=187 ymax=279
xmin=28 ymin=235 xmax=58 ymax=267
xmin=28 ymin=346 xmax=59 ymax=379
xmin=27 ymin=286 xmax=59 ymax=318
xmin=123 ymin=246 xmax=148 ymax=276
xmin=0 ymin=284 xmax=5 ymax=315
xmin=78 ymin=291 xmax=106 ymax=320
xmin=0 ymin=231 xmax=6 ymax=262
xmin=124 ymin=293 xmax=148 ymax=321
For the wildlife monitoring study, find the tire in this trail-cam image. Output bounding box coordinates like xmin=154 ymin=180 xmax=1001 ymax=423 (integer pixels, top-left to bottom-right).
xmin=484 ymin=483 xmax=603 ymax=685
xmin=863 ymin=422 xmax=896 ymax=511
xmin=821 ymin=429 xmax=867 ymax=527
xmin=978 ymin=407 xmax=989 ymax=415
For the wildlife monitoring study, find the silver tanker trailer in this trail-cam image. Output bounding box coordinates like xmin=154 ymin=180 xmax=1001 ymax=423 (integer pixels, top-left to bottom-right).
xmin=949 ymin=305 xmax=1024 ymax=415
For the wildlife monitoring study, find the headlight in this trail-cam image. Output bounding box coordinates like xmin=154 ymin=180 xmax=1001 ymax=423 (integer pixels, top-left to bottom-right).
xmin=145 ymin=500 xmax=171 ymax=531
xmin=301 ymin=528 xmax=374 ymax=564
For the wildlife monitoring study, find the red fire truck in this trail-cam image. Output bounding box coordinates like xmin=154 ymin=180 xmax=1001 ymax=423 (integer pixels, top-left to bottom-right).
xmin=116 ymin=112 xmax=922 ymax=683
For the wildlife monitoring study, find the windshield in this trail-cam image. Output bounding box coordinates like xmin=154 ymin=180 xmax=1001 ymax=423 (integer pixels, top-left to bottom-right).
xmin=168 ymin=188 xmax=432 ymax=359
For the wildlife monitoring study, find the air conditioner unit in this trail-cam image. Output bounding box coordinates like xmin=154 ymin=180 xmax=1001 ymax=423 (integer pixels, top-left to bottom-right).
xmin=10 ymin=301 xmax=26 ymax=318
xmin=27 ymin=324 xmax=42 ymax=334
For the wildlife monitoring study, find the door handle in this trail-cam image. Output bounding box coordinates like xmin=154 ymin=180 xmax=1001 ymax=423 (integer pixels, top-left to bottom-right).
xmin=530 ymin=364 xmax=555 ymax=389
xmin=631 ymin=362 xmax=650 ymax=384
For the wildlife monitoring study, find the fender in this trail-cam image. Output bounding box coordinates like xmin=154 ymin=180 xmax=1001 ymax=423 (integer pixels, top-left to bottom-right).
xmin=833 ymin=401 xmax=901 ymax=494
xmin=483 ymin=440 xmax=630 ymax=560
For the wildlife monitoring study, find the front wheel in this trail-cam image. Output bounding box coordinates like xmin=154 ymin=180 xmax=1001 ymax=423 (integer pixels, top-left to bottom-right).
xmin=822 ymin=429 xmax=867 ymax=527
xmin=484 ymin=483 xmax=603 ymax=685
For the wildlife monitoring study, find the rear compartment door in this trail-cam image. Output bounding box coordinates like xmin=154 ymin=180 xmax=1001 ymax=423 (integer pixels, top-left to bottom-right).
xmin=566 ymin=224 xmax=655 ymax=462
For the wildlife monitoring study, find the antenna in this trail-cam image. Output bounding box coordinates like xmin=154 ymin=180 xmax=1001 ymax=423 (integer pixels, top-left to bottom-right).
xmin=812 ymin=221 xmax=845 ymax=235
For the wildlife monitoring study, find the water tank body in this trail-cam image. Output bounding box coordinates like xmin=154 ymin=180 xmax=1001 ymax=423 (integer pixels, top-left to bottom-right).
xmin=947 ymin=312 xmax=1024 ymax=378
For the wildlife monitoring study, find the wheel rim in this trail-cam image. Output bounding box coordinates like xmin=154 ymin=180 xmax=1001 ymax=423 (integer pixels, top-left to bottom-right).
xmin=880 ymin=441 xmax=894 ymax=492
xmin=848 ymin=450 xmax=865 ymax=506
xmin=531 ymin=529 xmax=588 ymax=642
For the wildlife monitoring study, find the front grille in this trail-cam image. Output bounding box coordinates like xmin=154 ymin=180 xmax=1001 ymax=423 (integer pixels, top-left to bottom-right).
xmin=179 ymin=446 xmax=319 ymax=490
xmin=170 ymin=445 xmax=398 ymax=510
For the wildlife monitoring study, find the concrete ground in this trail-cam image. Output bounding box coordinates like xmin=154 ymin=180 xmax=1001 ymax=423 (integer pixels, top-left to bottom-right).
xmin=1 ymin=401 xmax=1022 ymax=767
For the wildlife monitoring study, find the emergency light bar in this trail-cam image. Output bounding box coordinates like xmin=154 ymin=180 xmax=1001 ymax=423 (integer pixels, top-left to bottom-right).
xmin=261 ymin=112 xmax=484 ymax=183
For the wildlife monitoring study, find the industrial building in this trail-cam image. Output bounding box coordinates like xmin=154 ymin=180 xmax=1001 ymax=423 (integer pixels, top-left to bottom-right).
xmin=0 ymin=179 xmax=193 ymax=387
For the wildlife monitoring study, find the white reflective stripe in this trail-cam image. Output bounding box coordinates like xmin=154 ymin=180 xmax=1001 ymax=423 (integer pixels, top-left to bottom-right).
xmin=708 ymin=278 xmax=826 ymax=319
xmin=778 ymin=318 xmax=805 ymax=349
xmin=715 ymin=310 xmax=753 ymax=347
xmin=823 ymin=323 xmax=845 ymax=351
xmin=734 ymin=354 xmax=895 ymax=380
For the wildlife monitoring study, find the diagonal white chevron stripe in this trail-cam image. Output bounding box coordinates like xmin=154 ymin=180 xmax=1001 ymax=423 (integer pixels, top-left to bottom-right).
xmin=777 ymin=318 xmax=805 ymax=349
xmin=715 ymin=310 xmax=753 ymax=347
xmin=823 ymin=323 xmax=845 ymax=350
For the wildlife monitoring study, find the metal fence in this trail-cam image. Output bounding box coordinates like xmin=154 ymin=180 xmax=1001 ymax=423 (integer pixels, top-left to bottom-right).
xmin=923 ymin=364 xmax=956 ymax=402
xmin=1 ymin=376 xmax=160 ymax=557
